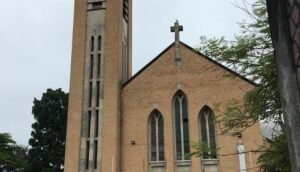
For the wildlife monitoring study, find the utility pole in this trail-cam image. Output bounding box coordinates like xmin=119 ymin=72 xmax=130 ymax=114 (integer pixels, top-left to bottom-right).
xmin=266 ymin=0 xmax=300 ymax=171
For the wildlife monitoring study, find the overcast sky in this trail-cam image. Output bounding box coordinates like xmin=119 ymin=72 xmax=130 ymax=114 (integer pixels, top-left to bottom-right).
xmin=0 ymin=0 xmax=254 ymax=146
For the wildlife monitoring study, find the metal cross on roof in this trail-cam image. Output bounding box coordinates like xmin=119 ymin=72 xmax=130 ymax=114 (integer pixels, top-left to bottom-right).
xmin=170 ymin=20 xmax=183 ymax=66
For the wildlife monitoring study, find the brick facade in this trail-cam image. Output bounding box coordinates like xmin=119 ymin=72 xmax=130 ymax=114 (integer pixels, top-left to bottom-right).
xmin=121 ymin=43 xmax=263 ymax=172
xmin=64 ymin=0 xmax=263 ymax=171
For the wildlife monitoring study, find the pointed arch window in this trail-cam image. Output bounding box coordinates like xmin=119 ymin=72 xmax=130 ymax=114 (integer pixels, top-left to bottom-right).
xmin=200 ymin=106 xmax=217 ymax=159
xmin=174 ymin=92 xmax=190 ymax=160
xmin=149 ymin=110 xmax=164 ymax=162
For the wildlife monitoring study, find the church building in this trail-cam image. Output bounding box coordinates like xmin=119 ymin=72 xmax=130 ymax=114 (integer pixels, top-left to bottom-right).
xmin=64 ymin=0 xmax=263 ymax=172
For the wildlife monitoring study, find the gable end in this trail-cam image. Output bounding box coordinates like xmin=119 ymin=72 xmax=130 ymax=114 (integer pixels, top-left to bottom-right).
xmin=122 ymin=41 xmax=258 ymax=88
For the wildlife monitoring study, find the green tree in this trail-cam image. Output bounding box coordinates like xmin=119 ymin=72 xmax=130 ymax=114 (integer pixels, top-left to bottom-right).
xmin=27 ymin=88 xmax=68 ymax=172
xmin=197 ymin=0 xmax=281 ymax=132
xmin=257 ymin=134 xmax=290 ymax=172
xmin=0 ymin=133 xmax=28 ymax=171
xmin=195 ymin=0 xmax=288 ymax=170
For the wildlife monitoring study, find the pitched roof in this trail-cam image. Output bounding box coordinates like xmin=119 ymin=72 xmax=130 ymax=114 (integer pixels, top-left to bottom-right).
xmin=122 ymin=41 xmax=258 ymax=88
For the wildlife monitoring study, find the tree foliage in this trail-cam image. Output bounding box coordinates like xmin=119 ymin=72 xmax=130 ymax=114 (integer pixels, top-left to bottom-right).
xmin=197 ymin=0 xmax=282 ymax=133
xmin=258 ymin=134 xmax=290 ymax=172
xmin=27 ymin=88 xmax=68 ymax=172
xmin=0 ymin=133 xmax=28 ymax=171
xmin=195 ymin=0 xmax=289 ymax=170
xmin=189 ymin=142 xmax=219 ymax=158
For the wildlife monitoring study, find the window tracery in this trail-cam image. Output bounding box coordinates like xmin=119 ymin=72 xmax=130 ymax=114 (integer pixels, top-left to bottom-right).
xmin=174 ymin=92 xmax=190 ymax=160
xmin=149 ymin=110 xmax=165 ymax=162
xmin=200 ymin=106 xmax=217 ymax=159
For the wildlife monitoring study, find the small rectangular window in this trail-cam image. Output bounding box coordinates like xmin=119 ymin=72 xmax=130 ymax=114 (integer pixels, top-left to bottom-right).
xmin=88 ymin=111 xmax=92 ymax=138
xmin=98 ymin=36 xmax=101 ymax=51
xmin=90 ymin=54 xmax=94 ymax=79
xmin=85 ymin=141 xmax=90 ymax=169
xmin=97 ymin=54 xmax=101 ymax=79
xmin=92 ymin=2 xmax=103 ymax=9
xmin=95 ymin=110 xmax=99 ymax=138
xmin=90 ymin=36 xmax=94 ymax=52
xmin=94 ymin=140 xmax=98 ymax=169
xmin=96 ymin=81 xmax=100 ymax=107
xmin=89 ymin=82 xmax=92 ymax=107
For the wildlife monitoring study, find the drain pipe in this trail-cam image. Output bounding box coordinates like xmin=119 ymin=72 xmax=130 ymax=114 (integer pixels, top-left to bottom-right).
xmin=237 ymin=134 xmax=247 ymax=172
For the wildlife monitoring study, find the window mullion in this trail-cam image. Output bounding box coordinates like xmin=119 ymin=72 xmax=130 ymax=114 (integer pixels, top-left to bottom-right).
xmin=205 ymin=113 xmax=211 ymax=157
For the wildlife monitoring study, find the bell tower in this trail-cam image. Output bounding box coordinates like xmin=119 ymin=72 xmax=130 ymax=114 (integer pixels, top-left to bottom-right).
xmin=64 ymin=0 xmax=132 ymax=171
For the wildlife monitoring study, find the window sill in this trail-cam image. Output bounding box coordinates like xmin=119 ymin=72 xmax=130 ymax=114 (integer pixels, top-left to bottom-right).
xmin=149 ymin=161 xmax=165 ymax=167
xmin=201 ymin=159 xmax=219 ymax=165
xmin=175 ymin=160 xmax=192 ymax=167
